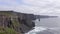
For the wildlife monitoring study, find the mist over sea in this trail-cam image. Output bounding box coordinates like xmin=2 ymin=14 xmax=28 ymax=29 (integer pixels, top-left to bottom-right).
xmin=26 ymin=16 xmax=60 ymax=34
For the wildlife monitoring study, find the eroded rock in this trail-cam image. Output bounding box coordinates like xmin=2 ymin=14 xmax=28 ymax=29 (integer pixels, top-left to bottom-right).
xmin=0 ymin=11 xmax=36 ymax=34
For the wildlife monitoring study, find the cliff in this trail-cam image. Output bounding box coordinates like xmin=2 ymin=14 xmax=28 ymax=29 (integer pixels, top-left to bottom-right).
xmin=0 ymin=11 xmax=36 ymax=34
xmin=35 ymin=15 xmax=58 ymax=18
xmin=0 ymin=11 xmax=58 ymax=34
xmin=35 ymin=15 xmax=58 ymax=21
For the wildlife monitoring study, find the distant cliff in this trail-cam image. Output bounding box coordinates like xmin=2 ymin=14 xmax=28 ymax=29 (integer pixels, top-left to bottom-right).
xmin=35 ymin=15 xmax=58 ymax=18
xmin=0 ymin=11 xmax=58 ymax=34
xmin=0 ymin=11 xmax=36 ymax=34
xmin=34 ymin=15 xmax=58 ymax=21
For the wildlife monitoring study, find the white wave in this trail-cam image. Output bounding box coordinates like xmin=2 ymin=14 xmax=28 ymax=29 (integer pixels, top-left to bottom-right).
xmin=25 ymin=26 xmax=60 ymax=34
xmin=25 ymin=26 xmax=47 ymax=34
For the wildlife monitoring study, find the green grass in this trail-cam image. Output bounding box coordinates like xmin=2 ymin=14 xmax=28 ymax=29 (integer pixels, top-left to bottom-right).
xmin=0 ymin=12 xmax=12 ymax=16
xmin=11 ymin=18 xmax=20 ymax=27
xmin=5 ymin=28 xmax=17 ymax=34
xmin=0 ymin=27 xmax=17 ymax=34
xmin=0 ymin=12 xmax=21 ymax=34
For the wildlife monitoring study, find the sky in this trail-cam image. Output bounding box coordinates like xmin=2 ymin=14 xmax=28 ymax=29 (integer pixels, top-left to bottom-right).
xmin=0 ymin=0 xmax=60 ymax=16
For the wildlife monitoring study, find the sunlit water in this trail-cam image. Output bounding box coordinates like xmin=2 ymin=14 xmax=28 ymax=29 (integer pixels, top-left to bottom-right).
xmin=26 ymin=17 xmax=60 ymax=34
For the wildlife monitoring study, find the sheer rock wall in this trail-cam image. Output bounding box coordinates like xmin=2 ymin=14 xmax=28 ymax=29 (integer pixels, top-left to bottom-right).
xmin=0 ymin=11 xmax=36 ymax=34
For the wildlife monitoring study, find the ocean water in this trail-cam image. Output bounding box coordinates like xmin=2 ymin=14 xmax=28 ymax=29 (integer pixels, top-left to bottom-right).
xmin=26 ymin=17 xmax=60 ymax=34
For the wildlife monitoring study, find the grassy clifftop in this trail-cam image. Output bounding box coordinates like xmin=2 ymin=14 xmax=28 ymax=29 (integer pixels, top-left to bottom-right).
xmin=0 ymin=11 xmax=35 ymax=34
xmin=0 ymin=11 xmax=21 ymax=34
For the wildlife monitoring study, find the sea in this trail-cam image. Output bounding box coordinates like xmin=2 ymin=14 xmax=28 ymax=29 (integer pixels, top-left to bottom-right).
xmin=25 ymin=16 xmax=60 ymax=34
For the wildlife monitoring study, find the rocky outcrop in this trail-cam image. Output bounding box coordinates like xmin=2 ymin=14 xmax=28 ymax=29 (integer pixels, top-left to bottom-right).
xmin=35 ymin=15 xmax=58 ymax=21
xmin=0 ymin=11 xmax=36 ymax=34
xmin=35 ymin=15 xmax=58 ymax=18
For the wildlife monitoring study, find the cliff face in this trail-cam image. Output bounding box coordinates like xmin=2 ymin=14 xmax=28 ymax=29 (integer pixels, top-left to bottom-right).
xmin=0 ymin=11 xmax=36 ymax=34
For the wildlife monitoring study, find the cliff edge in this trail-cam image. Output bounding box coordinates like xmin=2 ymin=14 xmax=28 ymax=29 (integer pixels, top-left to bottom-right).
xmin=0 ymin=11 xmax=36 ymax=34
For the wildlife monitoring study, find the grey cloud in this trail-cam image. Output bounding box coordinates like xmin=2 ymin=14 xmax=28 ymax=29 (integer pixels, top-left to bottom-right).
xmin=23 ymin=0 xmax=60 ymax=15
xmin=0 ymin=0 xmax=60 ymax=16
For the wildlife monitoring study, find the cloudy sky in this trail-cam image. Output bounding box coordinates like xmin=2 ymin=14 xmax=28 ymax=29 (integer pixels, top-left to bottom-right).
xmin=0 ymin=0 xmax=60 ymax=15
